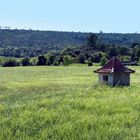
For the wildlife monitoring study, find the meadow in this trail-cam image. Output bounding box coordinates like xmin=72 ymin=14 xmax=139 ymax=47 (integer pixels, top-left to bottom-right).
xmin=0 ymin=65 xmax=140 ymax=140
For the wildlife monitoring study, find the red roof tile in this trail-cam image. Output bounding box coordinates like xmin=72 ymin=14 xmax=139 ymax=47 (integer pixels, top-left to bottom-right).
xmin=94 ymin=57 xmax=135 ymax=73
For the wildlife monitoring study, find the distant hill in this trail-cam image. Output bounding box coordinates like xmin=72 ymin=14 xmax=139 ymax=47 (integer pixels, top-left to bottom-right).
xmin=98 ymin=33 xmax=140 ymax=47
xmin=0 ymin=29 xmax=88 ymax=50
xmin=0 ymin=29 xmax=140 ymax=57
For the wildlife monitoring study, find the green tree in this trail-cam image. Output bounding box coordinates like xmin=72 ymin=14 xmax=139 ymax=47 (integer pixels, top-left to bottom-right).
xmin=131 ymin=47 xmax=138 ymax=61
xmin=53 ymin=60 xmax=59 ymax=66
xmin=22 ymin=58 xmax=30 ymax=66
xmin=90 ymin=52 xmax=102 ymax=63
xmin=137 ymin=48 xmax=140 ymax=58
xmin=88 ymin=61 xmax=93 ymax=66
xmin=87 ymin=34 xmax=98 ymax=49
xmin=78 ymin=53 xmax=86 ymax=64
xmin=0 ymin=57 xmax=4 ymax=66
xmin=100 ymin=57 xmax=107 ymax=66
xmin=30 ymin=58 xmax=38 ymax=66
xmin=63 ymin=55 xmax=73 ymax=66
xmin=107 ymin=47 xmax=118 ymax=58
xmin=58 ymin=56 xmax=64 ymax=63
xmin=3 ymin=58 xmax=20 ymax=67
xmin=37 ymin=55 xmax=47 ymax=65
xmin=119 ymin=47 xmax=129 ymax=56
xmin=47 ymin=54 xmax=56 ymax=65
xmin=99 ymin=44 xmax=106 ymax=52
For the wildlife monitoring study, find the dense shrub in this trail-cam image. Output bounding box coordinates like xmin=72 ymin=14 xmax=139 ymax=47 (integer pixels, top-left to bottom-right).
xmin=47 ymin=54 xmax=56 ymax=65
xmin=78 ymin=53 xmax=86 ymax=64
xmin=107 ymin=47 xmax=118 ymax=58
xmin=63 ymin=55 xmax=73 ymax=66
xmin=119 ymin=47 xmax=129 ymax=56
xmin=53 ymin=60 xmax=59 ymax=66
xmin=21 ymin=58 xmax=31 ymax=66
xmin=37 ymin=55 xmax=47 ymax=65
xmin=88 ymin=61 xmax=93 ymax=66
xmin=3 ymin=59 xmax=20 ymax=67
xmin=100 ymin=57 xmax=108 ymax=66
xmin=0 ymin=57 xmax=5 ymax=66
xmin=91 ymin=52 xmax=102 ymax=63
xmin=30 ymin=58 xmax=38 ymax=66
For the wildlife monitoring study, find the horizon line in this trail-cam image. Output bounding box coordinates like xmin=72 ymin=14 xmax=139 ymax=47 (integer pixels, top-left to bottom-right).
xmin=0 ymin=26 xmax=139 ymax=34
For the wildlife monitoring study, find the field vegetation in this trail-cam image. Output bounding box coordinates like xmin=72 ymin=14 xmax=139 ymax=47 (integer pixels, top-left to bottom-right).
xmin=0 ymin=65 xmax=140 ymax=140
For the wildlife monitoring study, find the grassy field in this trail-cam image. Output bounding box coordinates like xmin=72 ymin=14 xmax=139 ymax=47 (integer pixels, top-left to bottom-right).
xmin=0 ymin=65 xmax=140 ymax=140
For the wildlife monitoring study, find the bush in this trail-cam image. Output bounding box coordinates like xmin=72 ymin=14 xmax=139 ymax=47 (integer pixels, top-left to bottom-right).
xmin=88 ymin=61 xmax=93 ymax=66
xmin=78 ymin=53 xmax=86 ymax=64
xmin=107 ymin=47 xmax=118 ymax=58
xmin=63 ymin=55 xmax=73 ymax=66
xmin=21 ymin=58 xmax=31 ymax=66
xmin=100 ymin=57 xmax=107 ymax=66
xmin=120 ymin=56 xmax=130 ymax=61
xmin=0 ymin=57 xmax=5 ymax=66
xmin=30 ymin=58 xmax=38 ymax=66
xmin=53 ymin=60 xmax=59 ymax=66
xmin=47 ymin=54 xmax=56 ymax=65
xmin=3 ymin=59 xmax=20 ymax=67
xmin=119 ymin=47 xmax=129 ymax=56
xmin=58 ymin=56 xmax=63 ymax=63
xmin=91 ymin=52 xmax=102 ymax=63
xmin=37 ymin=55 xmax=47 ymax=65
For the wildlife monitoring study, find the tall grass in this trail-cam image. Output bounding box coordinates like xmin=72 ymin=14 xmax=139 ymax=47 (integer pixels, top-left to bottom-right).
xmin=0 ymin=65 xmax=140 ymax=140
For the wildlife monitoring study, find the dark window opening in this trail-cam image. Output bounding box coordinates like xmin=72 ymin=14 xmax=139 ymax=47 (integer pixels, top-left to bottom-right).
xmin=103 ymin=75 xmax=108 ymax=81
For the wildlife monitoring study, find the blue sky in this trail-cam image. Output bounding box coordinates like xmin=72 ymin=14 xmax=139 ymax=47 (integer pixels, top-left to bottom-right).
xmin=0 ymin=0 xmax=140 ymax=33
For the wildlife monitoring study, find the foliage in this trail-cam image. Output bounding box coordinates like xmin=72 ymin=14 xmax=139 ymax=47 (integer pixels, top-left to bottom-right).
xmin=21 ymin=58 xmax=31 ymax=66
xmin=100 ymin=57 xmax=108 ymax=66
xmin=107 ymin=47 xmax=118 ymax=58
xmin=90 ymin=52 xmax=102 ymax=63
xmin=78 ymin=53 xmax=86 ymax=64
xmin=120 ymin=56 xmax=130 ymax=61
xmin=30 ymin=57 xmax=38 ymax=66
xmin=53 ymin=60 xmax=59 ymax=66
xmin=1 ymin=29 xmax=140 ymax=58
xmin=99 ymin=44 xmax=107 ymax=52
xmin=87 ymin=34 xmax=98 ymax=49
xmin=88 ymin=61 xmax=93 ymax=66
xmin=1 ymin=30 xmax=140 ymax=66
xmin=2 ymin=58 xmax=20 ymax=67
xmin=37 ymin=55 xmax=47 ymax=66
xmin=0 ymin=57 xmax=6 ymax=66
xmin=136 ymin=48 xmax=140 ymax=58
xmin=119 ymin=47 xmax=129 ymax=56
xmin=0 ymin=29 xmax=87 ymax=57
xmin=63 ymin=55 xmax=73 ymax=66
xmin=46 ymin=54 xmax=56 ymax=65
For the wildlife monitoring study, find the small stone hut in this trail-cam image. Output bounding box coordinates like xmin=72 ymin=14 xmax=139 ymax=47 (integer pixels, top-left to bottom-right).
xmin=94 ymin=57 xmax=135 ymax=86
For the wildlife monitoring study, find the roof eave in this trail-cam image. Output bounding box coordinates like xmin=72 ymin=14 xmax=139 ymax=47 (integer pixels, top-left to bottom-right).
xmin=94 ymin=70 xmax=135 ymax=74
xmin=94 ymin=70 xmax=113 ymax=74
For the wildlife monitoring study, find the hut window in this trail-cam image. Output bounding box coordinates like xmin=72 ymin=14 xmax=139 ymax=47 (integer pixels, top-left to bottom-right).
xmin=103 ymin=75 xmax=108 ymax=81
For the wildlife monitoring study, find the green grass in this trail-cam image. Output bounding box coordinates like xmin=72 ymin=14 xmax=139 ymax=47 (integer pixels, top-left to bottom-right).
xmin=0 ymin=65 xmax=140 ymax=140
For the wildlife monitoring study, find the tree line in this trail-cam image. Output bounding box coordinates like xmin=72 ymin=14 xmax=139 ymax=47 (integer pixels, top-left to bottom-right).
xmin=1 ymin=29 xmax=140 ymax=58
xmin=1 ymin=33 xmax=140 ymax=67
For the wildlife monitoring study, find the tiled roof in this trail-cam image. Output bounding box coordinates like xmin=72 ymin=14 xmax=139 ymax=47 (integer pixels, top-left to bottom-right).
xmin=94 ymin=57 xmax=135 ymax=73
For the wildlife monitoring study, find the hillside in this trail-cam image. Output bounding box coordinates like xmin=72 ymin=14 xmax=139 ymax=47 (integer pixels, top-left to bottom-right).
xmin=0 ymin=29 xmax=140 ymax=57
xmin=0 ymin=29 xmax=87 ymax=50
